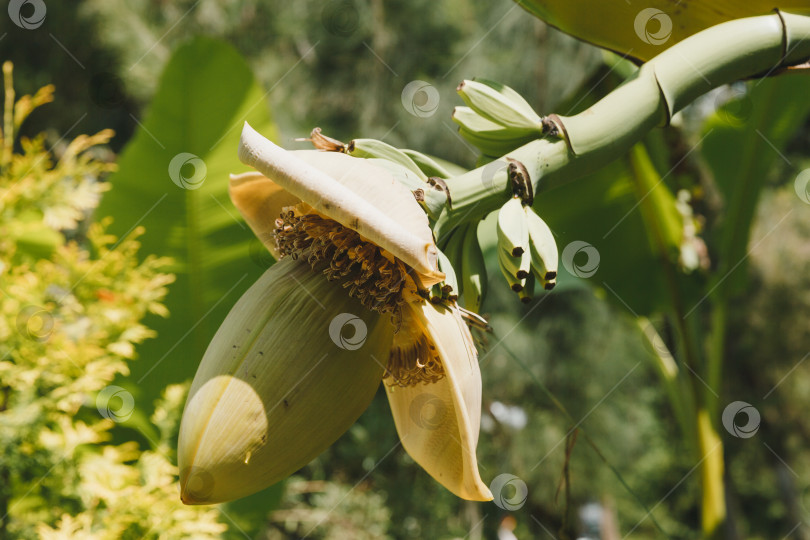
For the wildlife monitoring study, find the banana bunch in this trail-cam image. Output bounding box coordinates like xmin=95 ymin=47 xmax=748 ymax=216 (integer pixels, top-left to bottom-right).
xmin=435 ymin=222 xmax=488 ymax=313
xmin=496 ymin=197 xmax=558 ymax=303
xmin=453 ymin=79 xmax=546 ymax=158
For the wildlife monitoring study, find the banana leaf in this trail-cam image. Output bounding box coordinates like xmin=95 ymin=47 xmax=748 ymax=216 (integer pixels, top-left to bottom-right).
xmin=514 ymin=0 xmax=810 ymax=63
xmin=98 ymin=37 xmax=277 ymax=410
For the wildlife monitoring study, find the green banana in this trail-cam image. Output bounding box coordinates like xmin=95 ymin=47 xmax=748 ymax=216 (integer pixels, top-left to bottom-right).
xmin=518 ymin=273 xmax=535 ymax=304
xmin=453 ymin=107 xmax=540 ymax=157
xmin=436 ymin=247 xmax=459 ymax=301
xmin=350 ymin=139 xmax=462 ymax=181
xmin=453 ymin=79 xmax=548 ymax=156
xmin=526 ymin=206 xmax=558 ymax=282
xmin=299 ymin=131 xmax=453 ymax=222
xmin=460 ymin=222 xmax=487 ymax=313
xmin=440 ymin=225 xmax=467 ymax=299
xmin=347 ymin=138 xmax=427 ymax=180
xmin=498 ymin=247 xmax=526 ymax=293
xmin=400 ymin=149 xmax=454 ymax=178
xmin=457 ymin=79 xmax=543 ymax=130
xmin=532 ymin=266 xmax=557 ymax=291
xmin=497 ymin=197 xmax=529 ymax=257
xmin=344 ymin=139 xmax=447 ymax=220
xmin=498 ymin=244 xmax=531 ymax=280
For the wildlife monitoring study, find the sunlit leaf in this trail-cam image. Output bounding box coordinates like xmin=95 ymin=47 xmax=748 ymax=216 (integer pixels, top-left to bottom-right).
xmin=514 ymin=0 xmax=810 ymax=63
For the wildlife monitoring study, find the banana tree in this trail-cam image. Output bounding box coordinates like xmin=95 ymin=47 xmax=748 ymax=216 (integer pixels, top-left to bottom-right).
xmin=176 ymin=9 xmax=810 ymax=539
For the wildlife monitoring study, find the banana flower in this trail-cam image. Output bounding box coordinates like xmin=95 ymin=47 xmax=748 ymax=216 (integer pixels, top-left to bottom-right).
xmin=178 ymin=123 xmax=492 ymax=504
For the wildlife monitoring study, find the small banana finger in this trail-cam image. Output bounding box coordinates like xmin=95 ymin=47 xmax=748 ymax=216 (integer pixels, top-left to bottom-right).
xmin=526 ymin=206 xmax=558 ymax=282
xmin=460 ymin=222 xmax=487 ymax=313
xmin=497 ymin=197 xmax=529 ymax=257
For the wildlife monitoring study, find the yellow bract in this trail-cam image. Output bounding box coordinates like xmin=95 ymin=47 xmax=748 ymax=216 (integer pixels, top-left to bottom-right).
xmin=178 ymin=258 xmax=393 ymax=504
xmin=237 ymin=123 xmax=443 ymax=287
xmin=386 ymin=301 xmax=492 ymax=501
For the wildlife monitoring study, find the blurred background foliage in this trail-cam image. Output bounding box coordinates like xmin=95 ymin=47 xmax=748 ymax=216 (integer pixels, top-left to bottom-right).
xmin=1 ymin=1 xmax=809 ymax=539
xmin=0 ymin=68 xmax=224 ymax=539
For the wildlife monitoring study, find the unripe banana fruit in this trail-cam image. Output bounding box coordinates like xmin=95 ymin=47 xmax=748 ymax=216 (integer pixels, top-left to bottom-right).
xmin=518 ymin=273 xmax=535 ymax=303
xmin=460 ymin=222 xmax=487 ymax=313
xmin=497 ymin=197 xmax=529 ymax=257
xmin=525 ymin=206 xmax=558 ymax=289
xmin=348 ymin=138 xmax=427 ymax=180
xmin=438 ymin=226 xmax=467 ymax=300
xmin=453 ymin=79 xmax=547 ymax=157
xmin=457 ymin=79 xmax=543 ymax=130
xmin=497 ymin=247 xmax=526 ymax=292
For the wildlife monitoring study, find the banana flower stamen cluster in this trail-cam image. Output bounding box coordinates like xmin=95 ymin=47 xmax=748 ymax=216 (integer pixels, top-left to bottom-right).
xmin=177 ymin=123 xmax=492 ymax=505
xmin=274 ymin=210 xmax=411 ymax=330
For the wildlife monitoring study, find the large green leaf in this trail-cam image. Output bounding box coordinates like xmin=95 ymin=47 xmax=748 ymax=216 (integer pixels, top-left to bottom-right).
xmin=701 ymin=73 xmax=810 ymax=298
xmin=98 ymin=37 xmax=277 ymax=409
xmin=514 ymin=0 xmax=810 ymax=64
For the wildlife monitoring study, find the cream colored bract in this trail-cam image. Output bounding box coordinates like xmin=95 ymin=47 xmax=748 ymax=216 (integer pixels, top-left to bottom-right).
xmin=178 ymin=125 xmax=492 ymax=504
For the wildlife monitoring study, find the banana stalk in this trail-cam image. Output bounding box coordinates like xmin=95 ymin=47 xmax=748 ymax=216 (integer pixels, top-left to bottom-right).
xmin=435 ymin=12 xmax=810 ymax=240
